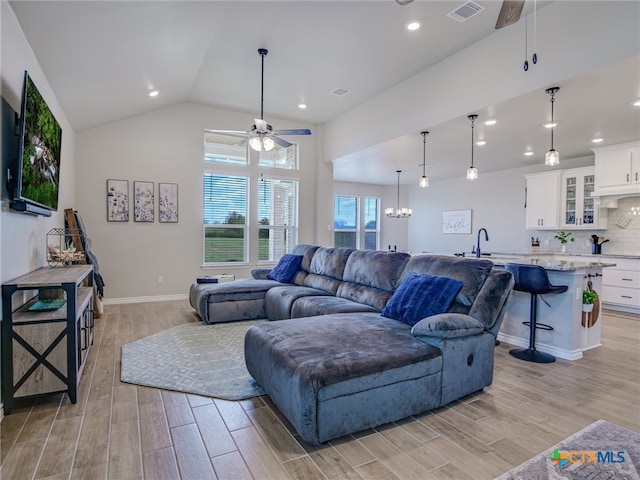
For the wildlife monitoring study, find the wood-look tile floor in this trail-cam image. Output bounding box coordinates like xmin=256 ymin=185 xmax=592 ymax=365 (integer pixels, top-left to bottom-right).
xmin=1 ymin=301 xmax=638 ymax=480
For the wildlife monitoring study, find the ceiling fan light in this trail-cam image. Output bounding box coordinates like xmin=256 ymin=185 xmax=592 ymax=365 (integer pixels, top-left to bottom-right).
xmin=249 ymin=135 xmax=275 ymax=152
xmin=545 ymin=149 xmax=560 ymax=166
xmin=419 ymin=175 xmax=429 ymax=188
xmin=249 ymin=136 xmax=263 ymax=151
xmin=263 ymin=137 xmax=275 ymax=151
xmin=466 ymin=166 xmax=478 ymax=180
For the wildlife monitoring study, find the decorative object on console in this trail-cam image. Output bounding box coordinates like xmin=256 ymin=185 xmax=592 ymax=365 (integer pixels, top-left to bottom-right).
xmin=385 ymin=170 xmax=412 ymax=218
xmin=466 ymin=114 xmax=479 ymax=180
xmin=106 ymin=179 xmax=129 ymax=221
xmin=158 ymin=182 xmax=178 ymax=223
xmin=46 ymin=228 xmax=85 ymax=267
xmin=134 ymin=181 xmax=154 ymax=222
xmin=419 ymin=131 xmax=430 ymax=188
xmin=544 ymin=87 xmax=560 ymax=166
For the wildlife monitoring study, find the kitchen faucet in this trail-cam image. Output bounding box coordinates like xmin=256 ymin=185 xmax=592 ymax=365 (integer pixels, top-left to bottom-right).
xmin=476 ymin=228 xmax=489 ymax=258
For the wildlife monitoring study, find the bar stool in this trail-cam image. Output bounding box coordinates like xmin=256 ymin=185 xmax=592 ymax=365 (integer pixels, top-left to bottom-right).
xmin=505 ymin=263 xmax=568 ymax=363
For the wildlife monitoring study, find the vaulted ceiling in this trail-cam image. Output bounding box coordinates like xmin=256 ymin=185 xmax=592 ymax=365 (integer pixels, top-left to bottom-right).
xmin=8 ymin=0 xmax=640 ymax=184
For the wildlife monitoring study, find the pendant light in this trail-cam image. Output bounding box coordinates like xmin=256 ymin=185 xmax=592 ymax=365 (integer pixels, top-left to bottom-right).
xmin=385 ymin=170 xmax=412 ymax=218
xmin=419 ymin=131 xmax=429 ymax=188
xmin=466 ymin=115 xmax=479 ymax=181
xmin=545 ymin=87 xmax=560 ymax=166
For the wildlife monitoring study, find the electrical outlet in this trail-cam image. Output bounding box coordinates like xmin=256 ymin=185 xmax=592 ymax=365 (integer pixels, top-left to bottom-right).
xmin=545 ymin=238 xmax=550 ymax=246
xmin=157 ymin=276 xmax=163 ymax=284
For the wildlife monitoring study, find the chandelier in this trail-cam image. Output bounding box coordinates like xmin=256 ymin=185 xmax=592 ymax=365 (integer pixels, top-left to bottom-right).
xmin=386 ymin=170 xmax=412 ymax=218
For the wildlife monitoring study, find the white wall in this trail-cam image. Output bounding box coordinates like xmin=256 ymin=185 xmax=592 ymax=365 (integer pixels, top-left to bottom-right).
xmin=75 ymin=102 xmax=319 ymax=300
xmin=1 ymin=1 xmax=77 ymax=282
xmin=1 ymin=0 xmax=77 ymax=415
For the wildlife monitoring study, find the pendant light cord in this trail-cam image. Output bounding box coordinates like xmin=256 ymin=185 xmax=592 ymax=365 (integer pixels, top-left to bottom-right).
xmin=396 ymin=171 xmax=401 ymax=210
xmin=550 ymin=93 xmax=555 ymax=149
xmin=470 ymin=116 xmax=475 ymax=168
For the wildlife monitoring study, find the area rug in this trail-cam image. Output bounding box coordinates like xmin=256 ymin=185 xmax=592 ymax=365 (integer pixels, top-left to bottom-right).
xmin=496 ymin=419 xmax=640 ymax=479
xmin=121 ymin=320 xmax=266 ymax=400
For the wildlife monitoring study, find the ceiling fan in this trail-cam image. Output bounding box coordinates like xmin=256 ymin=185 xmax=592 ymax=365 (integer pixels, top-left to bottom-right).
xmin=225 ymin=48 xmax=311 ymax=152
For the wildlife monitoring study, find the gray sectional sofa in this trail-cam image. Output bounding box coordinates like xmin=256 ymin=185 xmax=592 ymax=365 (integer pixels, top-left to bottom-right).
xmin=189 ymin=244 xmax=514 ymax=445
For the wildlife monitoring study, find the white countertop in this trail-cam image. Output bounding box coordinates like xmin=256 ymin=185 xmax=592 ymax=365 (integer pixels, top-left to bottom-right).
xmin=486 ymin=255 xmax=616 ymax=271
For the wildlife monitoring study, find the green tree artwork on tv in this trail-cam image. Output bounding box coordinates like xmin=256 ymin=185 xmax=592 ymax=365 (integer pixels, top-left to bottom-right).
xmin=21 ymin=76 xmax=62 ymax=209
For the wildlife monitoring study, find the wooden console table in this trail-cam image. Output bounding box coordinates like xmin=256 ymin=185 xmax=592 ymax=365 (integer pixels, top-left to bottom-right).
xmin=1 ymin=265 xmax=94 ymax=414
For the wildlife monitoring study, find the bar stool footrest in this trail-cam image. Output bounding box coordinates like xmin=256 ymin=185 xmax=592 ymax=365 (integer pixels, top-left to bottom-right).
xmin=522 ymin=321 xmax=554 ymax=331
xmin=509 ymin=347 xmax=556 ymax=363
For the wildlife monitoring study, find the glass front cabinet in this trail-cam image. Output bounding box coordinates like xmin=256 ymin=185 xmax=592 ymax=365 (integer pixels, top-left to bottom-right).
xmin=561 ymin=166 xmax=607 ymax=229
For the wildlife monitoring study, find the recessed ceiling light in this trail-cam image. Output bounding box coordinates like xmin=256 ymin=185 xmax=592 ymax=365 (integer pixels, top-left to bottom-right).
xmin=633 ymin=99 xmax=640 ymax=107
xmin=149 ymin=90 xmax=159 ymax=97
xmin=524 ymin=151 xmax=534 ymax=156
xmin=544 ymin=122 xmax=557 ymax=128
xmin=476 ymin=140 xmax=486 ymax=146
xmin=592 ymin=138 xmax=604 ymax=143
xmin=406 ymin=21 xmax=420 ymax=31
xmin=484 ymin=119 xmax=497 ymax=126
xmin=298 ymin=103 xmax=307 ymax=109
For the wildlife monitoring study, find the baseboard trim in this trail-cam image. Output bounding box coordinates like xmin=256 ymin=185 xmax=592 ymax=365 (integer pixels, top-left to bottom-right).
xmin=103 ymin=293 xmax=189 ymax=305
xmin=497 ymin=333 xmax=583 ymax=361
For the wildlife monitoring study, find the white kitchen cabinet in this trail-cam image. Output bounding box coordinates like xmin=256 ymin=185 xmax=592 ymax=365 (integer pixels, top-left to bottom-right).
xmin=525 ymin=171 xmax=561 ymax=230
xmin=602 ymin=258 xmax=640 ymax=313
xmin=560 ymin=166 xmax=607 ymax=229
xmin=592 ymin=141 xmax=640 ymax=195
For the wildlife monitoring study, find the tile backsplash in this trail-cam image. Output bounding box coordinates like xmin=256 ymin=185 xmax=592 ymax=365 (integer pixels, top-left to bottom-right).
xmin=526 ymin=197 xmax=640 ymax=256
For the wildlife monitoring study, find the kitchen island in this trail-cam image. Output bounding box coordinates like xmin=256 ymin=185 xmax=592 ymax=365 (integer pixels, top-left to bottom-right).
xmin=490 ymin=255 xmax=616 ymax=361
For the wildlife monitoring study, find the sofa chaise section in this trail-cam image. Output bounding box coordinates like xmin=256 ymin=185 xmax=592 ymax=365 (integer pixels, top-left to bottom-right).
xmin=244 ymin=313 xmax=443 ymax=445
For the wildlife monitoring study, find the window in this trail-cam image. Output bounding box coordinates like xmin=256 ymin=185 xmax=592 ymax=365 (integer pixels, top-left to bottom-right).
xmin=203 ymin=174 xmax=248 ymax=263
xmin=203 ymin=131 xmax=299 ymax=264
xmin=334 ymin=196 xmax=358 ymax=248
xmin=258 ymin=177 xmax=298 ymax=261
xmin=333 ymin=195 xmax=380 ymax=250
xmin=364 ymin=197 xmax=380 ymax=250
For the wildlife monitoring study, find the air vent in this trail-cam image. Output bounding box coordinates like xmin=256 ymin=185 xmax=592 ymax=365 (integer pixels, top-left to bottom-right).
xmin=447 ymin=1 xmax=485 ymax=23
xmin=330 ymin=88 xmax=350 ymax=97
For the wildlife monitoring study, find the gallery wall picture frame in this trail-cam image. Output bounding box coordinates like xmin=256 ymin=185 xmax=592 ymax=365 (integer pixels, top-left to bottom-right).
xmin=106 ymin=179 xmax=129 ymax=222
xmin=442 ymin=209 xmax=472 ymax=234
xmin=158 ymin=183 xmax=178 ymax=223
xmin=134 ymin=181 xmax=154 ymax=222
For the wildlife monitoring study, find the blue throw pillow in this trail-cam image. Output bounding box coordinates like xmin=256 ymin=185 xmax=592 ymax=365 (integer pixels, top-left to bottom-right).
xmin=267 ymin=254 xmax=304 ymax=283
xmin=382 ymin=272 xmax=464 ymax=327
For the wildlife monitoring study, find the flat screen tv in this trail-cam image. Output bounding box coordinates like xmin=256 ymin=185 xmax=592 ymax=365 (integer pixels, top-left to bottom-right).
xmin=9 ymin=71 xmax=63 ymax=216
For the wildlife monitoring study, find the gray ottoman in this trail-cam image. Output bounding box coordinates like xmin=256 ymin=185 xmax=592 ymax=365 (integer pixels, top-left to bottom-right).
xmin=189 ymin=278 xmax=281 ymax=324
xmin=244 ymin=312 xmax=443 ymax=445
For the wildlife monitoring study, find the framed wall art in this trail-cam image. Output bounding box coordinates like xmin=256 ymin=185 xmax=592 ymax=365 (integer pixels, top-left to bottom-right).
xmin=158 ymin=183 xmax=178 ymax=223
xmin=134 ymin=181 xmax=154 ymax=222
xmin=106 ymin=179 xmax=129 ymax=222
xmin=442 ymin=209 xmax=472 ymax=234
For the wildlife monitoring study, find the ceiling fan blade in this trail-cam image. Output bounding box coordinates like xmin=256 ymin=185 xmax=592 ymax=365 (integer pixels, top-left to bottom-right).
xmin=213 ymin=129 xmax=247 ymax=135
xmin=272 ymin=136 xmax=293 ymax=148
xmin=495 ymin=0 xmax=525 ymax=29
xmin=234 ymin=138 xmax=248 ymax=147
xmin=273 ymin=129 xmax=312 ymax=136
